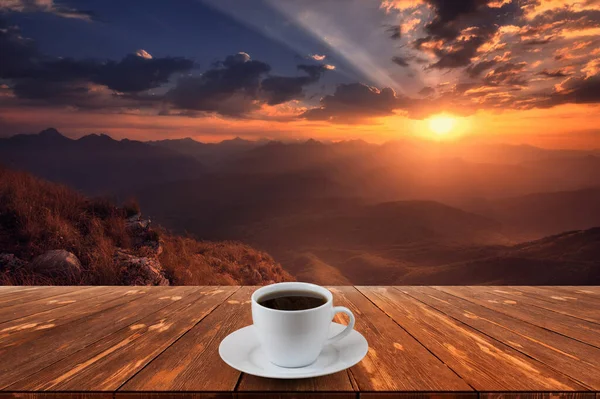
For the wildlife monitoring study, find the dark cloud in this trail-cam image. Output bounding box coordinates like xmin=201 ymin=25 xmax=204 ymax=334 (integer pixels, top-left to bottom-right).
xmin=537 ymin=68 xmax=571 ymax=78
xmin=302 ymin=83 xmax=410 ymax=122
xmin=523 ymin=37 xmax=554 ymax=46
xmin=167 ymin=54 xmax=329 ymax=116
xmin=543 ymin=74 xmax=600 ymax=106
xmin=386 ymin=25 xmax=402 ymax=40
xmin=416 ymin=0 xmax=523 ymax=70
xmin=261 ymin=64 xmax=329 ymax=105
xmin=94 ymin=54 xmax=193 ymax=92
xmin=0 ymin=0 xmax=94 ymax=21
xmin=423 ymin=0 xmax=489 ymax=40
xmin=0 ymin=21 xmax=38 ymax=79
xmin=391 ymin=56 xmax=410 ymax=67
xmin=483 ymin=62 xmax=528 ymax=86
xmin=429 ymin=34 xmax=487 ymax=69
xmin=419 ymin=86 xmax=435 ymax=96
xmin=0 ymin=20 xmax=194 ymax=107
xmin=466 ymin=59 xmax=499 ymax=78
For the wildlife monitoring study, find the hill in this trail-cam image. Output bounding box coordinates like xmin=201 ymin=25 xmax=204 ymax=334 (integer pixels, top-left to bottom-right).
xmin=463 ymin=187 xmax=600 ymax=239
xmin=0 ymin=129 xmax=203 ymax=195
xmin=398 ymin=228 xmax=600 ymax=285
xmin=0 ymin=167 xmax=292 ymax=285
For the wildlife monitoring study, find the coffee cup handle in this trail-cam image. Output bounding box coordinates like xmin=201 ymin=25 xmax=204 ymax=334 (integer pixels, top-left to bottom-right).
xmin=325 ymin=306 xmax=355 ymax=345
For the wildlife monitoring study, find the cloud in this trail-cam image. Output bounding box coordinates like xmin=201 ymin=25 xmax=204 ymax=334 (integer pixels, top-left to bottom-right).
xmin=309 ymin=54 xmax=326 ymax=61
xmin=302 ymin=83 xmax=411 ymax=122
xmin=543 ymin=73 xmax=600 ymax=106
xmin=414 ymin=0 xmax=524 ymax=69
xmin=419 ymin=86 xmax=435 ymax=96
xmin=386 ymin=25 xmax=402 ymax=39
xmin=135 ymin=49 xmax=153 ymax=60
xmin=167 ymin=54 xmax=330 ymax=116
xmin=483 ymin=61 xmax=528 ymax=86
xmin=0 ymin=19 xmax=194 ymax=107
xmin=94 ymin=54 xmax=193 ymax=93
xmin=262 ymin=64 xmax=329 ymax=105
xmin=537 ymin=68 xmax=571 ymax=78
xmin=0 ymin=0 xmax=93 ymax=20
xmin=392 ymin=55 xmax=410 ymax=67
xmin=523 ymin=37 xmax=554 ymax=45
xmin=0 ymin=21 xmax=38 ymax=79
xmin=467 ymin=59 xmax=500 ymax=78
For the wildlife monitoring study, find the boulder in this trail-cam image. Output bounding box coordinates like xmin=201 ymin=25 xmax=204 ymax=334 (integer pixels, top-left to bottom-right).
xmin=30 ymin=250 xmax=82 ymax=281
xmin=115 ymin=250 xmax=169 ymax=286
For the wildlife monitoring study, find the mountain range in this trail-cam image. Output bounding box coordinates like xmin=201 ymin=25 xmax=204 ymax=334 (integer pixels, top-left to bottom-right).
xmin=1 ymin=129 xmax=598 ymax=284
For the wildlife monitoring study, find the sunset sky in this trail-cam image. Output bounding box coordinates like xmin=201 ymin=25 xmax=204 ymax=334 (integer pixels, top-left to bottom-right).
xmin=1 ymin=0 xmax=599 ymax=148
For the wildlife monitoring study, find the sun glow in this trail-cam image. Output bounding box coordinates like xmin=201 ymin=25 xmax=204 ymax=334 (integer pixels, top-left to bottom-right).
xmin=428 ymin=114 xmax=456 ymax=135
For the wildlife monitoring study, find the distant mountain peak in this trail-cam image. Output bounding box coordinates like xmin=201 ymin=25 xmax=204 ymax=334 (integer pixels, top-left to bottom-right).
xmin=39 ymin=128 xmax=66 ymax=139
xmin=78 ymin=133 xmax=115 ymax=142
xmin=305 ymin=138 xmax=322 ymax=145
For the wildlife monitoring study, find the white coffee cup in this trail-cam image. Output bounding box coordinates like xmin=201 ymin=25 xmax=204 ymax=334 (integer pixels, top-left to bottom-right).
xmin=251 ymin=282 xmax=355 ymax=368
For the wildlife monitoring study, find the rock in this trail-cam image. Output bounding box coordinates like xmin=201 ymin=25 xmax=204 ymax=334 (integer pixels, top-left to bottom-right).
xmin=0 ymin=253 xmax=27 ymax=271
xmin=115 ymin=250 xmax=169 ymax=286
xmin=30 ymin=250 xmax=82 ymax=281
xmin=127 ymin=213 xmax=142 ymax=223
xmin=127 ymin=219 xmax=151 ymax=232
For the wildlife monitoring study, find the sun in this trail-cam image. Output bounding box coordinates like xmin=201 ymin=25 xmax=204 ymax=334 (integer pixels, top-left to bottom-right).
xmin=428 ymin=114 xmax=456 ymax=135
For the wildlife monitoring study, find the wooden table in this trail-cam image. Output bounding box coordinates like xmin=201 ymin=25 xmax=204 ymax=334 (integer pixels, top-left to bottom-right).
xmin=0 ymin=286 xmax=599 ymax=398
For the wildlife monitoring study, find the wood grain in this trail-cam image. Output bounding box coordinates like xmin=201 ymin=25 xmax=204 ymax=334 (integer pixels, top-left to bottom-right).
xmin=400 ymin=286 xmax=600 ymax=390
xmin=0 ymin=287 xmax=151 ymax=348
xmin=7 ymin=286 xmax=237 ymax=391
xmin=116 ymin=394 xmax=234 ymax=399
xmin=360 ymin=394 xmax=476 ymax=399
xmin=0 ymin=286 xmax=195 ymax=389
xmin=1 ymin=286 xmax=599 ymax=396
xmin=480 ymin=393 xmax=595 ymax=399
xmin=120 ymin=286 xmax=254 ymax=392
xmin=330 ymin=287 xmax=471 ymax=392
xmin=358 ymin=286 xmax=587 ymax=391
xmin=492 ymin=287 xmax=600 ymax=324
xmin=0 ymin=286 xmax=78 ymax=307
xmin=436 ymin=286 xmax=600 ymax=348
xmin=0 ymin=286 xmax=110 ymax=323
xmin=0 ymin=394 xmax=111 ymax=399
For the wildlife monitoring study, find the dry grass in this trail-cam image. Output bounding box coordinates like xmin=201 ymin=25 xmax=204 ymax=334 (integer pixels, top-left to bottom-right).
xmin=159 ymin=235 xmax=293 ymax=285
xmin=0 ymin=166 xmax=292 ymax=285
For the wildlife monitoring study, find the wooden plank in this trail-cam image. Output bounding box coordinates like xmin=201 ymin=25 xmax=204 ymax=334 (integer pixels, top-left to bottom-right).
xmin=480 ymin=393 xmax=595 ymax=399
xmin=531 ymin=287 xmax=600 ymax=303
xmin=357 ymin=286 xmax=587 ymax=391
xmin=437 ymin=286 xmax=600 ymax=348
xmin=360 ymin=394 xmax=476 ymax=399
xmin=492 ymin=287 xmax=600 ymax=324
xmin=118 ymin=287 xmax=253 ymax=392
xmin=400 ymin=286 xmax=600 ymax=390
xmin=0 ymin=287 xmax=151 ymax=348
xmin=0 ymin=286 xmax=197 ymax=390
xmin=121 ymin=287 xmax=356 ymax=394
xmin=118 ymin=393 xmax=355 ymax=399
xmin=119 ymin=394 xmax=354 ymax=399
xmin=0 ymin=286 xmax=125 ymax=324
xmin=116 ymin=394 xmax=234 ymax=399
xmin=9 ymin=287 xmax=237 ymax=391
xmin=0 ymin=286 xmax=79 ymax=307
xmin=0 ymin=394 xmax=111 ymax=399
xmin=327 ymin=287 xmax=471 ymax=392
xmin=0 ymin=286 xmax=40 ymax=297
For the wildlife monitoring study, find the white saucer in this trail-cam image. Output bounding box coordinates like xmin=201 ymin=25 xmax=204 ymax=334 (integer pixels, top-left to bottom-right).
xmin=219 ymin=322 xmax=368 ymax=379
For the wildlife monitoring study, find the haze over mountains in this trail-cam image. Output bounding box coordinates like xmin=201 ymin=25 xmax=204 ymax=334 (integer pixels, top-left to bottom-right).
xmin=1 ymin=129 xmax=599 ymax=284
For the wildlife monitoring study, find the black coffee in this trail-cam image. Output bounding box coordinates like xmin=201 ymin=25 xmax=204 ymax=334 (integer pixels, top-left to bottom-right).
xmin=258 ymin=291 xmax=327 ymax=311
